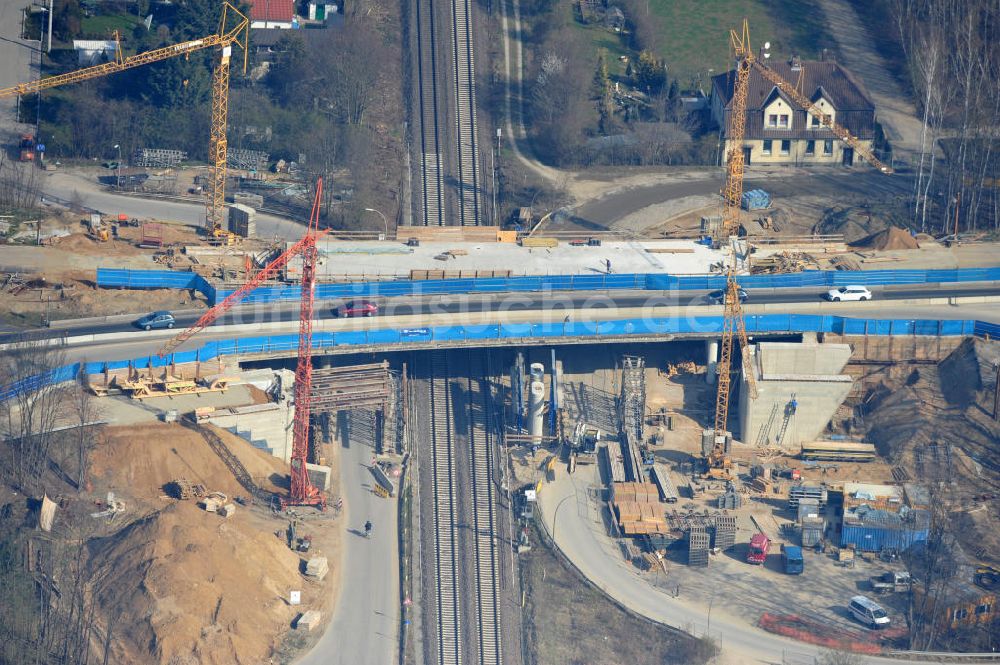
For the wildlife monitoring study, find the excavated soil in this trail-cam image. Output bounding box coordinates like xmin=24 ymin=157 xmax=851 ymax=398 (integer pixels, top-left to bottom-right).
xmin=861 ymin=338 xmax=1000 ymax=564
xmin=84 ymin=423 xmax=315 ymax=664
xmin=90 ymin=423 xmax=287 ymax=501
xmin=853 ymin=225 xmax=920 ymax=250
xmin=86 ymin=501 xmax=303 ymax=665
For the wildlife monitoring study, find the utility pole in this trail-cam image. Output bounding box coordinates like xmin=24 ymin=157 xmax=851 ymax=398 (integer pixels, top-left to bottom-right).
xmin=46 ymin=0 xmax=53 ymax=54
xmin=493 ymin=128 xmax=501 ymax=226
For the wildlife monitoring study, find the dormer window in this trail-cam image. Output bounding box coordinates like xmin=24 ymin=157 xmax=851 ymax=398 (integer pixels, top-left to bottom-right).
xmin=779 ymin=114 xmax=789 ymax=128
xmin=811 ymin=115 xmax=821 ymax=128
xmin=768 ymin=114 xmax=778 ymax=127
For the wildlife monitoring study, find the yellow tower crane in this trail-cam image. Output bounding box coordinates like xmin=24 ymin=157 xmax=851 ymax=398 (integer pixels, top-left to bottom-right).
xmin=709 ymin=20 xmax=892 ymax=474
xmin=0 ymin=2 xmax=249 ymax=234
xmin=717 ymin=19 xmax=891 ymax=242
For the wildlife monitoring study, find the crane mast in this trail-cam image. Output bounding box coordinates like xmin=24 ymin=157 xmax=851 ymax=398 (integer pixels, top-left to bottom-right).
xmin=158 ymin=181 xmax=329 ymax=509
xmin=287 ymin=180 xmax=325 ymax=509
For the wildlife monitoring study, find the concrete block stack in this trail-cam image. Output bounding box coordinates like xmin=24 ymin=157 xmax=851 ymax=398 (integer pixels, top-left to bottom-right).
xmin=717 ymin=489 xmax=742 ymax=510
xmin=305 ymin=557 xmax=329 ymax=581
xmin=713 ymin=515 xmax=737 ymax=551
xmin=295 ymin=610 xmax=322 ymax=631
xmin=688 ymin=526 xmax=710 ymax=567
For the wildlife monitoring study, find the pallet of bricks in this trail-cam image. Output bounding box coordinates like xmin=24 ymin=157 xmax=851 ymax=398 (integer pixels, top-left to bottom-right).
xmin=612 ymin=481 xmax=665 ymax=535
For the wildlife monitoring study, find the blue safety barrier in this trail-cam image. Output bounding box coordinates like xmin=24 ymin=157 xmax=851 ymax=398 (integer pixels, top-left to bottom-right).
xmin=97 ymin=266 xmax=1000 ymax=307
xmin=1 ymin=315 xmax=992 ymax=402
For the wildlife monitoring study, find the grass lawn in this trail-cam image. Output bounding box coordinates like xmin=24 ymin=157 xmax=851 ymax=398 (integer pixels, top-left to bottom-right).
xmin=564 ymin=4 xmax=631 ymax=80
xmin=646 ymin=0 xmax=836 ymax=86
xmin=81 ymin=13 xmax=146 ymax=39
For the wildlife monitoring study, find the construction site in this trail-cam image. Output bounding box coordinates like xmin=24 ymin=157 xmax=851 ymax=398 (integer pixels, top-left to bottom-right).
xmin=1 ymin=0 xmax=999 ymax=664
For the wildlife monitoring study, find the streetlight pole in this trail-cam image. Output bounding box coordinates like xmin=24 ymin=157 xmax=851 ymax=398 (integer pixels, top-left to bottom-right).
xmin=113 ymin=144 xmax=122 ymax=190
xmin=364 ymin=207 xmax=389 ymax=239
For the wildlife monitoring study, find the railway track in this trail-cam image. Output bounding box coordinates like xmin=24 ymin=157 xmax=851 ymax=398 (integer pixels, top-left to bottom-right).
xmin=467 ymin=351 xmax=502 ymax=665
xmin=415 ymin=0 xmax=445 ymax=226
xmin=450 ymin=0 xmax=481 ymax=226
xmin=430 ymin=352 xmax=462 ymax=664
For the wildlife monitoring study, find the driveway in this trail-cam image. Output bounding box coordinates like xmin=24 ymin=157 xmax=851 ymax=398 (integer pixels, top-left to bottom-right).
xmin=817 ymin=0 xmax=927 ymax=165
xmin=297 ymin=437 xmax=400 ymax=665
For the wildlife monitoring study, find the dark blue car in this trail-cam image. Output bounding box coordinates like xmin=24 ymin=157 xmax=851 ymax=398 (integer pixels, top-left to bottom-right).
xmin=136 ymin=311 xmax=175 ymax=331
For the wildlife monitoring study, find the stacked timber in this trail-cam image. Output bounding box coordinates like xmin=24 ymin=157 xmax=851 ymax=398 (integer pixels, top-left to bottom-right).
xmin=612 ymin=482 xmax=666 ymax=535
xmin=800 ymin=440 xmax=877 ymax=462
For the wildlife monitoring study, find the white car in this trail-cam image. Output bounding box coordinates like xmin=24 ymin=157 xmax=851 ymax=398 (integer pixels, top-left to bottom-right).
xmin=826 ymin=285 xmax=872 ymax=302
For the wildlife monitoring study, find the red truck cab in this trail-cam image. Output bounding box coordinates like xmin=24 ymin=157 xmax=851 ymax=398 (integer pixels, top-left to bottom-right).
xmin=747 ymin=533 xmax=770 ymax=565
xmin=19 ymin=134 xmax=35 ymax=162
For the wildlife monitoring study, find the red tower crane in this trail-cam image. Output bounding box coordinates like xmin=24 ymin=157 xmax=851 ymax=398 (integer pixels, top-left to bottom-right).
xmin=158 ymin=180 xmax=329 ymax=509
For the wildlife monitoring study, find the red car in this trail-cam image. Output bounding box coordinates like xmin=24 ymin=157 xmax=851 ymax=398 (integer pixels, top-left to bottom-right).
xmin=335 ymin=300 xmax=378 ymax=317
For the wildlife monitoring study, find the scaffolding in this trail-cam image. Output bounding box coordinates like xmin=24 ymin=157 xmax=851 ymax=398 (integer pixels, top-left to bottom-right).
xmin=618 ymin=355 xmax=646 ymax=445
xmin=309 ymin=361 xmax=401 ymax=454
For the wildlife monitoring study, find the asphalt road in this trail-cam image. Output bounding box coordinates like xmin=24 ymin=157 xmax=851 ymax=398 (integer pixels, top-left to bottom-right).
xmin=297 ymin=439 xmax=399 ymax=665
xmin=541 ymin=465 xmax=939 ymax=665
xmin=39 ymin=282 xmax=1000 ymax=337
xmin=38 ymin=170 xmax=305 ymax=239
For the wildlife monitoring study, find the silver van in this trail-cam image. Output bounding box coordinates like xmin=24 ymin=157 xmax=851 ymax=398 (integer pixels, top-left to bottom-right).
xmin=849 ymin=595 xmax=890 ymax=628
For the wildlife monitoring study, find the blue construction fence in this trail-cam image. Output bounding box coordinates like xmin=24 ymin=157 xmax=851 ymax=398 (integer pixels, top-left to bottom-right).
xmin=3 ymin=314 xmax=994 ymax=402
xmin=96 ymin=267 xmax=1000 ymax=307
xmin=96 ymin=268 xmax=217 ymax=302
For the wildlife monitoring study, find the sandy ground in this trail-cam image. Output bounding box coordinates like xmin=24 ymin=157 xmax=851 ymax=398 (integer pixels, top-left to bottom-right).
xmin=83 ymin=422 xmax=337 ymax=664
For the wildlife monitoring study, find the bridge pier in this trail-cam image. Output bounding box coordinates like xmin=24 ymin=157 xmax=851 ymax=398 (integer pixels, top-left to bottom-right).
xmin=705 ymin=339 xmax=719 ymax=385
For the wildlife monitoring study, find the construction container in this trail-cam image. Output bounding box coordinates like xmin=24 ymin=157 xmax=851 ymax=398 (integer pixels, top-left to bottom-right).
xmin=228 ymin=203 xmax=256 ymax=237
xmin=801 ymin=517 xmax=824 ymax=547
xmin=797 ymin=498 xmax=821 ymax=523
xmin=840 ymin=507 xmax=930 ymax=553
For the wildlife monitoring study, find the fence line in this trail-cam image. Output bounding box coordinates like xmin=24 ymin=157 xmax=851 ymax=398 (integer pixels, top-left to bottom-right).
xmin=1 ymin=315 xmax=988 ymax=401
xmin=96 ymin=267 xmax=1000 ymax=307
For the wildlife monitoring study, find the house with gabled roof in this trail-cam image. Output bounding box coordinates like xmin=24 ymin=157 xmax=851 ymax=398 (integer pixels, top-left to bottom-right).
xmin=249 ymin=0 xmax=297 ymax=29
xmin=710 ymin=57 xmax=877 ymax=167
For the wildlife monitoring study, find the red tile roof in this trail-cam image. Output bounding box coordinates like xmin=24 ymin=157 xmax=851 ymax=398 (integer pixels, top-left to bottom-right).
xmin=249 ymin=0 xmax=295 ymax=23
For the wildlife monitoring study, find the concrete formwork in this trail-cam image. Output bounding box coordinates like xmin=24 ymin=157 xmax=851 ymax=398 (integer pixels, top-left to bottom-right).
xmin=738 ymin=341 xmax=854 ymax=447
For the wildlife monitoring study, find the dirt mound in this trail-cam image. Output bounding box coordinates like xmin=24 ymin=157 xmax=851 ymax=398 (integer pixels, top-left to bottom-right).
xmin=853 ymin=225 xmax=919 ymax=250
xmin=863 ymin=338 xmax=1000 ymax=564
xmin=87 ymin=501 xmax=303 ymax=665
xmin=90 ymin=423 xmax=288 ymax=501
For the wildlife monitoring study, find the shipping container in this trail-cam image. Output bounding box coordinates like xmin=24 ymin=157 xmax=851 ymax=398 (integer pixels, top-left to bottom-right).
xmin=840 ymin=524 xmax=929 ymax=553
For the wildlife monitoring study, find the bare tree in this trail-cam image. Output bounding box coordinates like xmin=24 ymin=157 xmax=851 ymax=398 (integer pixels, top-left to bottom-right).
xmin=71 ymin=375 xmax=104 ymax=492
xmin=0 ymin=336 xmax=72 ymax=491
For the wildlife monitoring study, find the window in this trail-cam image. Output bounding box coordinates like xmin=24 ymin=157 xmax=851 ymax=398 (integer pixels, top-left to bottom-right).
xmin=823 ymin=140 xmax=834 ymax=155
xmin=779 ymin=114 xmax=789 ymax=128
xmin=975 ymin=603 xmax=993 ymax=615
xmin=805 ymin=140 xmax=815 ymax=155
xmin=811 ymin=113 xmax=831 ymax=128
xmin=780 ymin=140 xmax=791 ymax=155
xmin=762 ymin=140 xmax=772 ymax=155
xmin=952 ymin=608 xmax=969 ymax=621
xmin=768 ymin=114 xmax=778 ymax=127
